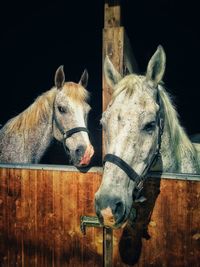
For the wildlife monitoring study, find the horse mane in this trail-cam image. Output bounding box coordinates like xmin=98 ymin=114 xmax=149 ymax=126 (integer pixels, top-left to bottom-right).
xmin=4 ymin=82 xmax=89 ymax=134
xmin=158 ymin=85 xmax=197 ymax=165
xmin=112 ymin=74 xmax=144 ymax=101
xmin=4 ymin=88 xmax=57 ymax=134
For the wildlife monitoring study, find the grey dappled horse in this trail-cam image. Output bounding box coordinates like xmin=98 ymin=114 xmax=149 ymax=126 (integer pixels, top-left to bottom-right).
xmin=0 ymin=66 xmax=94 ymax=166
xmin=95 ymin=46 xmax=200 ymax=228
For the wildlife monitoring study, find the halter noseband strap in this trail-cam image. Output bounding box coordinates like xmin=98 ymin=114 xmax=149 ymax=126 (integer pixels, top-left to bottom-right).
xmin=63 ymin=127 xmax=89 ymax=139
xmin=60 ymin=126 xmax=89 ymax=159
xmin=103 ymin=154 xmax=140 ymax=183
xmin=103 ymin=154 xmax=145 ymax=199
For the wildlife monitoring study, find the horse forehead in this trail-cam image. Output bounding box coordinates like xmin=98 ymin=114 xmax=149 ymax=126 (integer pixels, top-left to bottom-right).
xmin=56 ymin=82 xmax=88 ymax=103
xmin=55 ymin=88 xmax=87 ymax=108
xmin=110 ymin=91 xmax=157 ymax=115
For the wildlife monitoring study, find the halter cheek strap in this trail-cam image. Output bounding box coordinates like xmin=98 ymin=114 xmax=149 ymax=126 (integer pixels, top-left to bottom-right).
xmin=103 ymin=103 xmax=164 ymax=200
xmin=53 ymin=113 xmax=89 ymax=158
xmin=53 ymin=111 xmax=89 ymax=140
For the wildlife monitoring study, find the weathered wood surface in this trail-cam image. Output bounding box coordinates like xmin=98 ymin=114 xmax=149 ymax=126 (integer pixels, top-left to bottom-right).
xmin=0 ymin=166 xmax=200 ymax=266
xmin=0 ymin=167 xmax=103 ymax=267
xmin=102 ymin=0 xmax=122 ymax=115
xmin=113 ymin=176 xmax=200 ymax=267
xmin=104 ymin=1 xmax=121 ymax=28
xmin=102 ymin=26 xmax=124 ymax=111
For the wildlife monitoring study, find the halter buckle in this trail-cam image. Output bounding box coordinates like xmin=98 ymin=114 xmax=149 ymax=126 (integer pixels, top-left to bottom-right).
xmin=136 ymin=180 xmax=144 ymax=191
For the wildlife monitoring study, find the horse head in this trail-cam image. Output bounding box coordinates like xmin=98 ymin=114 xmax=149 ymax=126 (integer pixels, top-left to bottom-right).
xmin=53 ymin=66 xmax=94 ymax=167
xmin=95 ymin=46 xmax=166 ymax=228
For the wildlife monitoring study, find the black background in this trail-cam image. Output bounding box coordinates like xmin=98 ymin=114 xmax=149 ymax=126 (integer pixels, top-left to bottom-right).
xmin=0 ymin=0 xmax=199 ymax=165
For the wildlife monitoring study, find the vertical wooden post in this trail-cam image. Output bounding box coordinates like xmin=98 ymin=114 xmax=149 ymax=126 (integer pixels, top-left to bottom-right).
xmin=102 ymin=0 xmax=123 ymax=112
xmin=103 ymin=227 xmax=113 ymax=267
xmin=102 ymin=0 xmax=123 ymax=161
xmin=102 ymin=1 xmax=138 ymax=113
xmin=102 ymin=2 xmax=122 ymax=266
xmin=102 ymin=1 xmax=138 ymax=156
xmin=102 ymin=1 xmax=138 ymax=266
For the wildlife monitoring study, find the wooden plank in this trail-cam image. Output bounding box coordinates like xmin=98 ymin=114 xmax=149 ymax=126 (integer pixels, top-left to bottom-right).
xmin=104 ymin=1 xmax=121 ymax=28
xmin=0 ymin=168 xmax=200 ymax=266
xmin=0 ymin=168 xmax=103 ymax=267
xmin=112 ymin=177 xmax=200 ymax=266
xmin=103 ymin=227 xmax=113 ymax=267
xmin=102 ymin=28 xmax=139 ymax=112
xmin=102 ymin=26 xmax=124 ymax=111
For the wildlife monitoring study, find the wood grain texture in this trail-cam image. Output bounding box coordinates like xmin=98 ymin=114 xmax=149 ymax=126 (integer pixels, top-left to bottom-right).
xmin=113 ymin=177 xmax=200 ymax=267
xmin=1 ymin=168 xmax=200 ymax=266
xmin=102 ymin=27 xmax=124 ymax=158
xmin=102 ymin=27 xmax=124 ymax=112
xmin=104 ymin=1 xmax=121 ymax=28
xmin=0 ymin=168 xmax=103 ymax=267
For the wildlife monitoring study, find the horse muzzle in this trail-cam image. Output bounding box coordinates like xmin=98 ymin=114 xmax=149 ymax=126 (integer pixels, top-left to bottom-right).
xmin=95 ymin=193 xmax=129 ymax=229
xmin=71 ymin=144 xmax=94 ymax=167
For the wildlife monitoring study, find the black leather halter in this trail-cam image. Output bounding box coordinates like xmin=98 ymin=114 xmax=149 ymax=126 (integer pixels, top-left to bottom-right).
xmin=53 ymin=113 xmax=89 ymax=156
xmin=62 ymin=127 xmax=89 ymax=139
xmin=103 ymin=105 xmax=164 ymax=200
xmin=62 ymin=127 xmax=89 ymax=158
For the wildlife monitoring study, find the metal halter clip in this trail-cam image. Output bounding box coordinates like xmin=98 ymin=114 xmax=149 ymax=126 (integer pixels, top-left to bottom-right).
xmin=134 ymin=183 xmax=143 ymax=199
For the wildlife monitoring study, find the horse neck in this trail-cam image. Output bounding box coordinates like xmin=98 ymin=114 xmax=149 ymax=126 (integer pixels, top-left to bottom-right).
xmin=159 ymin=121 xmax=199 ymax=174
xmin=155 ymin=85 xmax=199 ymax=174
xmin=24 ymin=88 xmax=57 ymax=162
xmin=159 ymin=124 xmax=178 ymax=172
xmin=1 ymin=88 xmax=57 ymax=163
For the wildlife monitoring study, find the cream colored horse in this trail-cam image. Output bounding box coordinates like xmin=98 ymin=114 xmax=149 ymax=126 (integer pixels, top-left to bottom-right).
xmin=0 ymin=66 xmax=94 ymax=166
xmin=95 ymin=46 xmax=200 ymax=228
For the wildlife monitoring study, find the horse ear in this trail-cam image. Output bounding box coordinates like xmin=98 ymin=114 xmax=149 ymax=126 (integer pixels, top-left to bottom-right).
xmin=146 ymin=45 xmax=166 ymax=85
xmin=55 ymin=65 xmax=65 ymax=89
xmin=79 ymin=69 xmax=88 ymax=88
xmin=104 ymin=56 xmax=122 ymax=88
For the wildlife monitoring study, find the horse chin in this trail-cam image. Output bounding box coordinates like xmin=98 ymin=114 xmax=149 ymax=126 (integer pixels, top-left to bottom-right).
xmin=67 ymin=144 xmax=94 ymax=167
xmin=113 ymin=212 xmax=130 ymax=229
xmin=70 ymin=157 xmax=88 ymax=168
xmin=79 ymin=144 xmax=94 ymax=166
xmin=112 ymin=220 xmax=128 ymax=230
xmin=71 ymin=145 xmax=94 ymax=167
xmin=112 ymin=208 xmax=132 ymax=229
xmin=99 ymin=206 xmax=130 ymax=229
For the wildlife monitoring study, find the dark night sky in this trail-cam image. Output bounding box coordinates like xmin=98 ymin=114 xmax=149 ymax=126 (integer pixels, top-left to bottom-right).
xmin=0 ymin=0 xmax=199 ymax=165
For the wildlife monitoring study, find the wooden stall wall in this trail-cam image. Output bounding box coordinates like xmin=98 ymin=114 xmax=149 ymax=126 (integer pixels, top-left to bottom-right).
xmin=1 ymin=166 xmax=200 ymax=266
xmin=113 ymin=175 xmax=200 ymax=267
xmin=0 ymin=167 xmax=103 ymax=267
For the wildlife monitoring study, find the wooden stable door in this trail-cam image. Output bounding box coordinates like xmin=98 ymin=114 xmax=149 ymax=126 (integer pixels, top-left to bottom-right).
xmin=0 ymin=167 xmax=103 ymax=267
xmin=1 ymin=166 xmax=200 ymax=267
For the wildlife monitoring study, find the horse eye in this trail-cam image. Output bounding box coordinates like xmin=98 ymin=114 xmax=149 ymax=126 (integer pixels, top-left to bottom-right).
xmin=58 ymin=106 xmax=66 ymax=113
xmin=143 ymin=121 xmax=156 ymax=133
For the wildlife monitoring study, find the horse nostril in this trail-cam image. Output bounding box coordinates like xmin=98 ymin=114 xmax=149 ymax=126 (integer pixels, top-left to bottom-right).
xmin=75 ymin=145 xmax=85 ymax=157
xmin=95 ymin=195 xmax=126 ymax=227
xmin=114 ymin=200 xmax=124 ymax=216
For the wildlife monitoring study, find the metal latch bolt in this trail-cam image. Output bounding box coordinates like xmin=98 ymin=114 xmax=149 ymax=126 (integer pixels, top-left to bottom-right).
xmin=80 ymin=215 xmax=113 ymax=267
